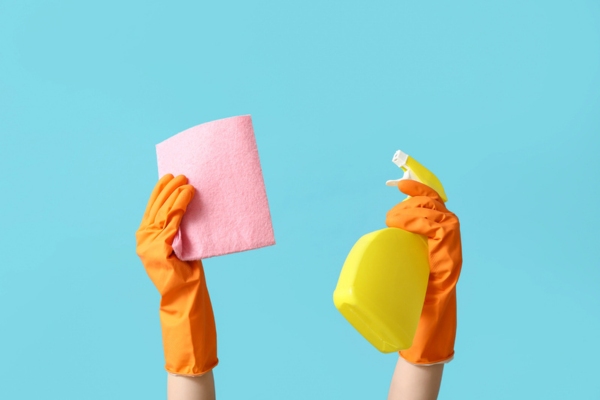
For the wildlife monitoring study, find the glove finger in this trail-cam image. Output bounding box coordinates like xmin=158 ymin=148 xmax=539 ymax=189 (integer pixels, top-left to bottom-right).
xmin=141 ymin=174 xmax=174 ymax=222
xmin=388 ymin=204 xmax=446 ymax=221
xmin=156 ymin=186 xmax=195 ymax=246
xmin=156 ymin=184 xmax=194 ymax=228
xmin=386 ymin=207 xmax=445 ymax=237
xmin=394 ymin=195 xmax=447 ymax=213
xmin=165 ymin=185 xmax=195 ymax=230
xmin=148 ymin=175 xmax=188 ymax=223
xmin=398 ymin=180 xmax=444 ymax=204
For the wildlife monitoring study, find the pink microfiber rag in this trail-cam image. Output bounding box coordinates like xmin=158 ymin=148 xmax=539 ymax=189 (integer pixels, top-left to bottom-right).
xmin=156 ymin=115 xmax=275 ymax=261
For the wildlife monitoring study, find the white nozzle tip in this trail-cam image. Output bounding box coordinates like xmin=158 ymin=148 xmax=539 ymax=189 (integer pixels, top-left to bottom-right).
xmin=392 ymin=150 xmax=409 ymax=168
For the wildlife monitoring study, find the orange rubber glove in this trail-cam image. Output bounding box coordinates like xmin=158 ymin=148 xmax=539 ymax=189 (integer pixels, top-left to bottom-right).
xmin=386 ymin=179 xmax=462 ymax=365
xmin=135 ymin=174 xmax=218 ymax=376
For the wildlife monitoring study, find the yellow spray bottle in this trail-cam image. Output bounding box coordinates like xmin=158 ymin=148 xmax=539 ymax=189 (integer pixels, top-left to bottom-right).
xmin=333 ymin=150 xmax=446 ymax=353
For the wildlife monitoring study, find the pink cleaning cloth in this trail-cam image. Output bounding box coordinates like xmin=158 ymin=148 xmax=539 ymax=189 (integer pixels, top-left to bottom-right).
xmin=156 ymin=115 xmax=275 ymax=261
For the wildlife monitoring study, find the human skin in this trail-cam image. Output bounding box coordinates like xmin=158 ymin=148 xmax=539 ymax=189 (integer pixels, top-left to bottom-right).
xmin=168 ymin=371 xmax=216 ymax=400
xmin=387 ymin=357 xmax=444 ymax=400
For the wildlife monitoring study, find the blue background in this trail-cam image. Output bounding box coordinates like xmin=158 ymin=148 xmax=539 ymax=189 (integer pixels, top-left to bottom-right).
xmin=1 ymin=0 xmax=599 ymax=398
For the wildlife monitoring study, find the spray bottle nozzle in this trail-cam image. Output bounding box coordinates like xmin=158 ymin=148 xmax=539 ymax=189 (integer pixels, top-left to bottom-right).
xmin=386 ymin=149 xmax=448 ymax=202
xmin=391 ymin=150 xmax=409 ymax=169
xmin=386 ymin=150 xmax=420 ymax=187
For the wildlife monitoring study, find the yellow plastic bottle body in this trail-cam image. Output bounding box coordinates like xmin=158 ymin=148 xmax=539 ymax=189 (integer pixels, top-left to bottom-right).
xmin=403 ymin=156 xmax=448 ymax=203
xmin=333 ymin=228 xmax=430 ymax=353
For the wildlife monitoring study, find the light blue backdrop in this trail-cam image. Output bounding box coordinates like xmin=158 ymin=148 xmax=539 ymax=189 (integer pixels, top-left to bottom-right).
xmin=1 ymin=1 xmax=599 ymax=399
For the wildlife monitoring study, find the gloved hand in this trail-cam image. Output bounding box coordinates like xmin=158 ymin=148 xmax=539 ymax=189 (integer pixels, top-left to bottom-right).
xmin=386 ymin=179 xmax=462 ymax=365
xmin=136 ymin=174 xmax=218 ymax=375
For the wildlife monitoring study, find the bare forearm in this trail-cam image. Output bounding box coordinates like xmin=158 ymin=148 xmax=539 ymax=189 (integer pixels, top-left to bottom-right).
xmin=387 ymin=357 xmax=444 ymax=400
xmin=168 ymin=371 xmax=216 ymax=400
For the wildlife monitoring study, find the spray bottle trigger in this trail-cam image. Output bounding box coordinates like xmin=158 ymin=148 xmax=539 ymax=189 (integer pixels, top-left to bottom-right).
xmin=385 ymin=166 xmax=421 ymax=187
